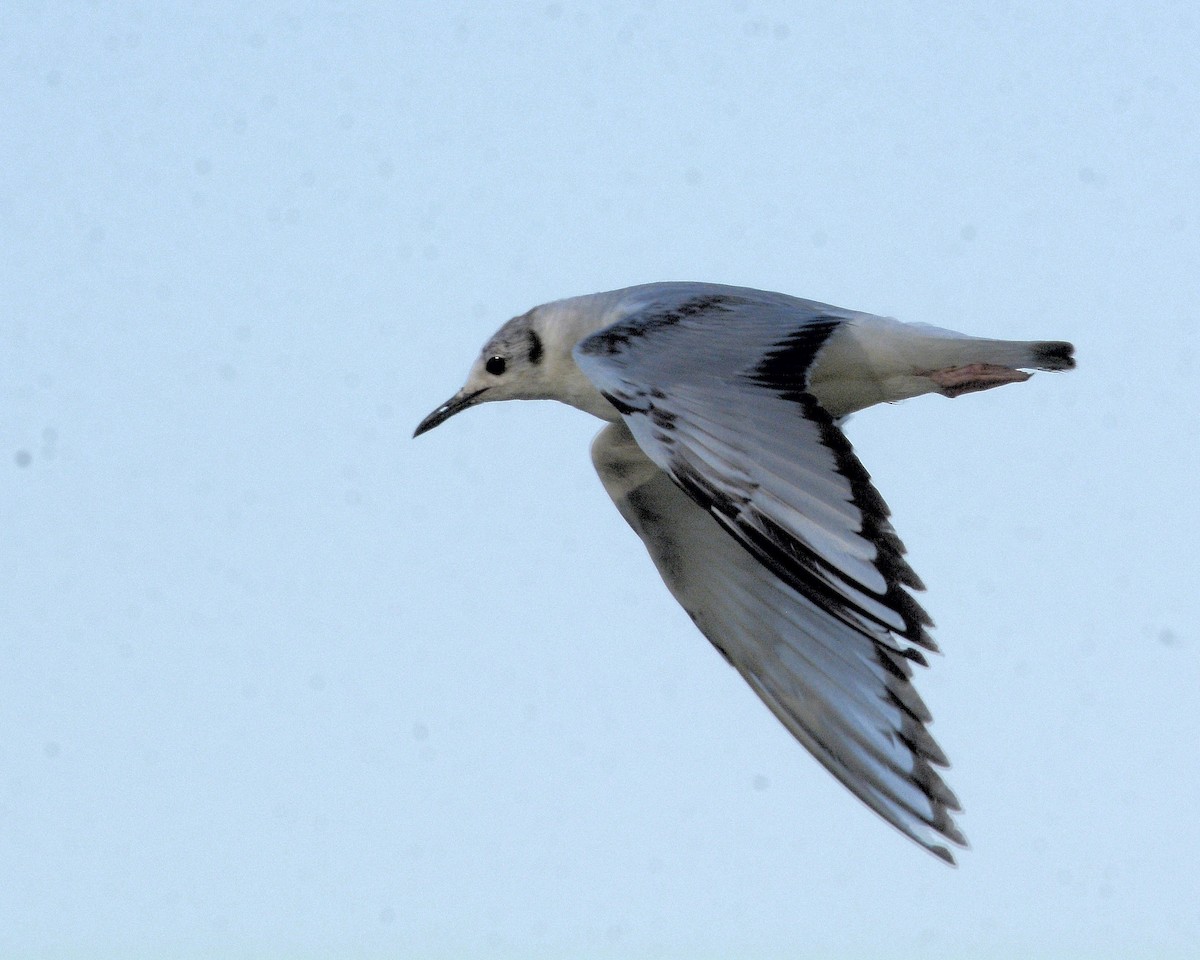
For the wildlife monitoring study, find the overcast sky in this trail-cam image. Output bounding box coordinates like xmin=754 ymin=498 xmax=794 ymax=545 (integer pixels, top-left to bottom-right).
xmin=3 ymin=2 xmax=1199 ymax=957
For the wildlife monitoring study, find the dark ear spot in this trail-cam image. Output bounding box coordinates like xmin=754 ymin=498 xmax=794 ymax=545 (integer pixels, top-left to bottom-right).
xmin=527 ymin=329 xmax=543 ymax=365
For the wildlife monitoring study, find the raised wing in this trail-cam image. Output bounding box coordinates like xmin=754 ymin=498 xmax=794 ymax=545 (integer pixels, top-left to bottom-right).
xmin=592 ymin=422 xmax=964 ymax=861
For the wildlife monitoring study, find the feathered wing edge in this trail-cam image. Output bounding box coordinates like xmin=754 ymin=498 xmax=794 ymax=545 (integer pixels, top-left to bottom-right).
xmin=592 ymin=423 xmax=966 ymax=863
xmin=575 ymin=295 xmax=967 ymax=860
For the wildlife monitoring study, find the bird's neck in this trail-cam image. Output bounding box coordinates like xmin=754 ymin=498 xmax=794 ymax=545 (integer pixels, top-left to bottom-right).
xmin=539 ymin=291 xmax=632 ymax=422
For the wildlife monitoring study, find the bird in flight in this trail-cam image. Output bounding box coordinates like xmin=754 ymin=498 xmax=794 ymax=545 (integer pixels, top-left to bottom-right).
xmin=414 ymin=282 xmax=1074 ymax=863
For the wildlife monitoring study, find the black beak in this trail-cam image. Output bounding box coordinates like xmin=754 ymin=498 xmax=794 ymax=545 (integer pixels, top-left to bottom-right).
xmin=413 ymin=388 xmax=488 ymax=438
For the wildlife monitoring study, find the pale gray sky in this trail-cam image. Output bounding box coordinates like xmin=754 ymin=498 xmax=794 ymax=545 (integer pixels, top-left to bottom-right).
xmin=3 ymin=2 xmax=1198 ymax=957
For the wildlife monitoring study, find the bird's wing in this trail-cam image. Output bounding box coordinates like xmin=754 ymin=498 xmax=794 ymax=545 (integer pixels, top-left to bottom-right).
xmin=575 ymin=289 xmax=964 ymax=860
xmin=573 ymin=286 xmax=932 ymax=652
xmin=591 ymin=422 xmax=964 ymax=862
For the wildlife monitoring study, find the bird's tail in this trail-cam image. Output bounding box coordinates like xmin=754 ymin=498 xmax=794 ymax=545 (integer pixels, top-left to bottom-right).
xmin=904 ymin=323 xmax=1076 ymax=372
xmin=809 ymin=317 xmax=1076 ymax=416
xmin=1025 ymin=340 xmax=1076 ymax=371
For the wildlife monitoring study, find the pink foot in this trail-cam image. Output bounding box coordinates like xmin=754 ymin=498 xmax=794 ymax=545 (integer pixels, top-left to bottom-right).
xmin=928 ymin=363 xmax=1031 ymax=398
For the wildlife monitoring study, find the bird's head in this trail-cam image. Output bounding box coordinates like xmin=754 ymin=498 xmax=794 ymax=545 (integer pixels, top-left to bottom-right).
xmin=412 ymin=306 xmax=565 ymax=437
xmin=414 ymin=289 xmax=643 ymax=436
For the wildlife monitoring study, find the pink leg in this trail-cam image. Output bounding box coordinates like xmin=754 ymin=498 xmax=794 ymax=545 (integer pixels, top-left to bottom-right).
xmin=927 ymin=363 xmax=1031 ymax=398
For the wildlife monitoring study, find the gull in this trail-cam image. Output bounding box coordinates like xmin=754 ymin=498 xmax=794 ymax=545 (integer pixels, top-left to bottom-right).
xmin=414 ymin=282 xmax=1074 ymax=863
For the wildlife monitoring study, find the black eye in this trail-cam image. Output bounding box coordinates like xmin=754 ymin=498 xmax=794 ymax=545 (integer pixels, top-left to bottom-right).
xmin=485 ymin=356 xmax=507 ymax=376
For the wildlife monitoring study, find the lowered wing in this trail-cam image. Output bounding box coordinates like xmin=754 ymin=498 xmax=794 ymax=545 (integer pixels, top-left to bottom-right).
xmin=591 ymin=422 xmax=964 ymax=862
xmin=576 ymin=288 xmax=964 ymax=860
